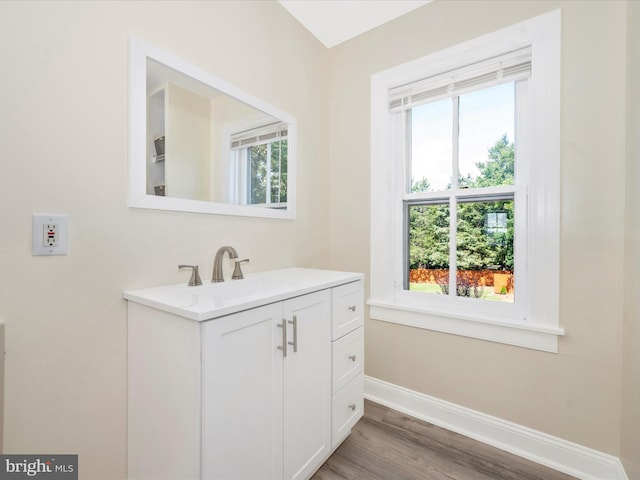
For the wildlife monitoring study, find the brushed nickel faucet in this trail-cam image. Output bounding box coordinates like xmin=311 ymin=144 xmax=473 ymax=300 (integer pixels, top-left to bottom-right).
xmin=232 ymin=259 xmax=250 ymax=280
xmin=178 ymin=264 xmax=202 ymax=286
xmin=212 ymin=246 xmax=250 ymax=282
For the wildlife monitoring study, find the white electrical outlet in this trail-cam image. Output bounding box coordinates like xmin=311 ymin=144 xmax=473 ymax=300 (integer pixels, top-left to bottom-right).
xmin=43 ymin=223 xmax=58 ymax=247
xmin=33 ymin=214 xmax=68 ymax=256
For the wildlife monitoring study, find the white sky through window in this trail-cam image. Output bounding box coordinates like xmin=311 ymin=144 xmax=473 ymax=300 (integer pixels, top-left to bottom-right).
xmin=411 ymin=82 xmax=515 ymax=191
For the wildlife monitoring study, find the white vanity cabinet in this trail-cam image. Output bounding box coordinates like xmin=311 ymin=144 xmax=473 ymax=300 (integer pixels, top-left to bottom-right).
xmin=202 ymin=290 xmax=331 ymax=480
xmin=125 ymin=268 xmax=364 ymax=480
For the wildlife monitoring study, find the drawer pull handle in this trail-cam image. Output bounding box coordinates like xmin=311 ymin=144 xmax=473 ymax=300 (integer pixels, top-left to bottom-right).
xmin=287 ymin=315 xmax=298 ymax=353
xmin=348 ymin=305 xmax=357 ymax=312
xmin=348 ymin=403 xmax=356 ymax=411
xmin=277 ymin=320 xmax=287 ymax=358
xmin=348 ymin=354 xmax=357 ymax=362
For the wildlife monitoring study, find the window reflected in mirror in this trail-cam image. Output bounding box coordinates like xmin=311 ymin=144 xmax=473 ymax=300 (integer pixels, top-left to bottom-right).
xmin=230 ymin=123 xmax=288 ymax=208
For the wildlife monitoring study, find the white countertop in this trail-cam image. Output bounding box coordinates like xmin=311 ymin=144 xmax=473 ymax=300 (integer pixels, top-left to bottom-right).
xmin=124 ymin=267 xmax=364 ymax=321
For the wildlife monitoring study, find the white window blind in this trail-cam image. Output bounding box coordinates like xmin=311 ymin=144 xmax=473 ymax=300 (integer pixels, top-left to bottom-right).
xmin=230 ymin=122 xmax=288 ymax=149
xmin=389 ymin=47 xmax=531 ymax=112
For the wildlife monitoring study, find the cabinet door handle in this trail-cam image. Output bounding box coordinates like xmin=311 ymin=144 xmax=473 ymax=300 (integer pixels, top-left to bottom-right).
xmin=287 ymin=315 xmax=298 ymax=353
xmin=277 ymin=320 xmax=287 ymax=358
xmin=348 ymin=354 xmax=357 ymax=362
xmin=348 ymin=403 xmax=357 ymax=411
xmin=348 ymin=305 xmax=357 ymax=312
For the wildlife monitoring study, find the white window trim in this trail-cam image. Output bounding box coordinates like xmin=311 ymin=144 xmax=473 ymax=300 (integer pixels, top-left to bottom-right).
xmin=369 ymin=10 xmax=563 ymax=353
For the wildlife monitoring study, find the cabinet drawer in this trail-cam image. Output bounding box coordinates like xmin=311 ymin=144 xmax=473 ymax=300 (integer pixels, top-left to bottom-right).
xmin=331 ymin=281 xmax=364 ymax=340
xmin=331 ymin=374 xmax=364 ymax=448
xmin=332 ymin=327 xmax=363 ymax=393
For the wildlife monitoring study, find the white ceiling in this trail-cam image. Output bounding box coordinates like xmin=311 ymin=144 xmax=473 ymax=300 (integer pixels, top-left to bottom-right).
xmin=278 ymin=0 xmax=431 ymax=48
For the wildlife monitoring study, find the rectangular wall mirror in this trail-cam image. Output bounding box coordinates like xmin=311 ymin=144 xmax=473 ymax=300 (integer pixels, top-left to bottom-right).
xmin=128 ymin=37 xmax=296 ymax=219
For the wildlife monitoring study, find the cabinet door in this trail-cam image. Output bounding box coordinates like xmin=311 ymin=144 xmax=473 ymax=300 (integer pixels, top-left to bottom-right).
xmin=283 ymin=290 xmax=332 ymax=480
xmin=202 ymin=303 xmax=284 ymax=480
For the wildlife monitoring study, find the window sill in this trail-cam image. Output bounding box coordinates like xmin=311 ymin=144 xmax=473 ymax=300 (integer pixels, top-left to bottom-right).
xmin=368 ymin=299 xmax=564 ymax=353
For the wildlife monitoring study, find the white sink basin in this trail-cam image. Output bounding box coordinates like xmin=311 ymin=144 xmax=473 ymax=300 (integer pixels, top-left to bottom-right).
xmin=124 ymin=268 xmax=363 ymax=321
xmin=177 ymin=276 xmax=298 ymax=304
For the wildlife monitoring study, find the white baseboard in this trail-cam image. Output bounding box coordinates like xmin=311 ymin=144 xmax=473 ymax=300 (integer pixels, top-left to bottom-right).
xmin=364 ymin=376 xmax=628 ymax=480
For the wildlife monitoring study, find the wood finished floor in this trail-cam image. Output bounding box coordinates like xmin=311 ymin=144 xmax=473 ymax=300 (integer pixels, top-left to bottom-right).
xmin=312 ymin=400 xmax=578 ymax=480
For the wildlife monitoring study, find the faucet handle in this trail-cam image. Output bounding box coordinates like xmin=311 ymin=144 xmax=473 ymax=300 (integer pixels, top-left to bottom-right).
xmin=178 ymin=265 xmax=203 ymax=287
xmin=232 ymin=259 xmax=250 ymax=280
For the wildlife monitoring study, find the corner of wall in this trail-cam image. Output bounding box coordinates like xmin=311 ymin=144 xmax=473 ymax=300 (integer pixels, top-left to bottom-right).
xmin=621 ymin=0 xmax=640 ymax=475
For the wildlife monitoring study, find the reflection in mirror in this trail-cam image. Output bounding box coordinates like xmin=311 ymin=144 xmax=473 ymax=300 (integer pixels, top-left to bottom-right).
xmin=128 ymin=37 xmax=296 ymax=219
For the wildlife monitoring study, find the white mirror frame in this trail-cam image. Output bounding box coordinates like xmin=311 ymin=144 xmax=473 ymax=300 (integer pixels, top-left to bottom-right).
xmin=128 ymin=36 xmax=297 ymax=219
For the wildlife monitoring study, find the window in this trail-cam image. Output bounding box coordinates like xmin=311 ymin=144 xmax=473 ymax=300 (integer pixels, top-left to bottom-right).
xmin=369 ymin=10 xmax=563 ymax=352
xmin=403 ymin=76 xmax=523 ymax=304
xmin=230 ymin=123 xmax=288 ymax=208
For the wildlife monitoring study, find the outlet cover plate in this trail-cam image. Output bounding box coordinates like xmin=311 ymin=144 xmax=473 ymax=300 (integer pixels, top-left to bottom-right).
xmin=32 ymin=214 xmax=68 ymax=256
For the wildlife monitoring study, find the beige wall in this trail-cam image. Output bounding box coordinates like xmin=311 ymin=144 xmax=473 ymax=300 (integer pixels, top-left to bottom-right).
xmin=1 ymin=0 xmax=637 ymax=477
xmin=329 ymin=0 xmax=628 ymax=456
xmin=622 ymin=1 xmax=640 ymax=476
xmin=0 ymin=1 xmax=329 ymax=478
